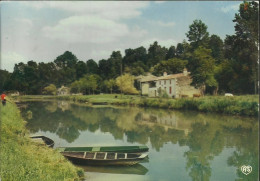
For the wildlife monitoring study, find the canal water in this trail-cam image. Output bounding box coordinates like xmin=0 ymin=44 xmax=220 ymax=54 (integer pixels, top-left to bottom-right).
xmin=19 ymin=100 xmax=259 ymax=181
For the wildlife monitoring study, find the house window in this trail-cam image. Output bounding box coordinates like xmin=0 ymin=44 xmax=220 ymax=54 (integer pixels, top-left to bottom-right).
xmin=164 ymin=80 xmax=166 ymax=85
xmin=169 ymin=87 xmax=172 ymax=94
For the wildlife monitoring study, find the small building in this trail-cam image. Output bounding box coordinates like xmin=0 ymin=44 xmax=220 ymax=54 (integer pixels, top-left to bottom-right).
xmin=140 ymin=69 xmax=200 ymax=98
xmin=57 ymin=86 xmax=70 ymax=95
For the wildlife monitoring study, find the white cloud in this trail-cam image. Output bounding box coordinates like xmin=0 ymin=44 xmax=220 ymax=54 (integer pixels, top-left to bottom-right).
xmin=1 ymin=52 xmax=28 ymax=72
xmin=148 ymin=20 xmax=175 ymax=27
xmin=21 ymin=1 xmax=149 ymax=20
xmin=220 ymin=3 xmax=240 ymax=13
xmin=42 ymin=15 xmax=131 ymax=44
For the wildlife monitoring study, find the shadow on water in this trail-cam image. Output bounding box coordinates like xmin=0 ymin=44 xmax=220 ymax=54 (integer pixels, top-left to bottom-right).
xmin=76 ymin=163 xmax=148 ymax=175
xmin=19 ymin=100 xmax=259 ymax=181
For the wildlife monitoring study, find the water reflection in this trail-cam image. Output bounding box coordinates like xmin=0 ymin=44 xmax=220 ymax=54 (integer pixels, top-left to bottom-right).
xmin=20 ymin=101 xmax=259 ymax=181
xmin=77 ymin=164 xmax=148 ymax=175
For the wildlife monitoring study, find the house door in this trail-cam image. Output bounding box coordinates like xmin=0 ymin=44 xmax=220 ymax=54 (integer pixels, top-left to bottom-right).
xmin=169 ymin=87 xmax=172 ymax=94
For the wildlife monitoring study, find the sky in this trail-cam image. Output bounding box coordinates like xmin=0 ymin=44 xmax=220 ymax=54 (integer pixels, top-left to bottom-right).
xmin=0 ymin=1 xmax=242 ymax=72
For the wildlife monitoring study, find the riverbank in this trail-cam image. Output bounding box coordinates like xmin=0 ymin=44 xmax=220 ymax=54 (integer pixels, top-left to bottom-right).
xmin=15 ymin=94 xmax=259 ymax=117
xmin=0 ymin=100 xmax=84 ymax=180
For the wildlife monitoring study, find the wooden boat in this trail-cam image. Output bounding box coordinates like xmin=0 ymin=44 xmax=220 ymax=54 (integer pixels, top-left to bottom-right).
xmin=30 ymin=135 xmax=54 ymax=148
xmin=56 ymin=145 xmax=149 ymax=153
xmin=60 ymin=151 xmax=148 ymax=166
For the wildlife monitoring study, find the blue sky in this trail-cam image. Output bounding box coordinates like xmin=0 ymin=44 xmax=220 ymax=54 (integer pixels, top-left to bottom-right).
xmin=0 ymin=1 xmax=242 ymax=72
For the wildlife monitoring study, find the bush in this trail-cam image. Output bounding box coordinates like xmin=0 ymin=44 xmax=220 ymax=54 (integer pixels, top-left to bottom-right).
xmin=42 ymin=84 xmax=57 ymax=95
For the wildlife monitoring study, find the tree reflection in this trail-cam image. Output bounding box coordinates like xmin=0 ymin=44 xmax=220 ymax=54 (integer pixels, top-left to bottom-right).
xmin=21 ymin=101 xmax=258 ymax=181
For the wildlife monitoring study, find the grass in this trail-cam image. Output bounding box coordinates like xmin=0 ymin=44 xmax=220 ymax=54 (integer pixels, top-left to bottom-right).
xmin=16 ymin=94 xmax=259 ymax=117
xmin=0 ymin=100 xmax=84 ymax=181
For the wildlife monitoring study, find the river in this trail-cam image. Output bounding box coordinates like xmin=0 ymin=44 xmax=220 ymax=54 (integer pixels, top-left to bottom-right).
xmin=19 ymin=100 xmax=259 ymax=181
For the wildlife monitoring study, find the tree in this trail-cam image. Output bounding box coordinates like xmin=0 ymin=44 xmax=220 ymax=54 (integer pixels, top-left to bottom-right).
xmin=98 ymin=59 xmax=110 ymax=79
xmin=146 ymin=41 xmax=168 ymax=67
xmin=116 ymin=74 xmax=138 ymax=95
xmin=0 ymin=69 xmax=11 ymax=92
xmin=186 ymin=19 xmax=209 ymax=50
xmin=108 ymin=51 xmax=123 ymax=79
xmin=104 ymin=79 xmax=116 ymax=94
xmin=86 ymin=59 xmax=99 ymax=75
xmin=209 ymin=35 xmax=224 ymax=64
xmin=75 ymin=61 xmax=87 ymax=79
xmin=165 ymin=46 xmax=176 ymax=60
xmin=70 ymin=80 xmax=82 ymax=94
xmin=189 ymin=46 xmax=217 ymax=95
xmin=42 ymin=84 xmax=57 ymax=95
xmin=232 ymin=1 xmax=258 ymax=94
xmin=222 ymin=1 xmax=259 ymax=94
xmin=54 ymin=51 xmax=78 ymax=86
xmin=79 ymin=74 xmax=99 ymax=94
xmin=151 ymin=58 xmax=188 ymax=76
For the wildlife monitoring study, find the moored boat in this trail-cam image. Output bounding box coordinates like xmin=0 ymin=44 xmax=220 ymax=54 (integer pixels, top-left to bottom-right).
xmin=56 ymin=145 xmax=149 ymax=153
xmin=60 ymin=151 xmax=148 ymax=166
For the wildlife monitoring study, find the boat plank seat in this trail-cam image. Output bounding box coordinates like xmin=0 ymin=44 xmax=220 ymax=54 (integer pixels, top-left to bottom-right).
xmin=107 ymin=153 xmax=115 ymax=160
xmin=93 ymin=152 xmax=97 ymax=159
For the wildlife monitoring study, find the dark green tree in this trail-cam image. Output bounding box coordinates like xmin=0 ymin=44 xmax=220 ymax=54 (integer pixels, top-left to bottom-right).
xmin=186 ymin=19 xmax=209 ymax=50
xmin=54 ymin=51 xmax=78 ymax=86
xmin=166 ymin=46 xmax=176 ymax=60
xmin=151 ymin=58 xmax=188 ymax=76
xmin=146 ymin=41 xmax=168 ymax=67
xmin=188 ymin=46 xmax=217 ymax=94
xmin=86 ymin=59 xmax=99 ymax=75
xmin=209 ymin=35 xmax=224 ymax=64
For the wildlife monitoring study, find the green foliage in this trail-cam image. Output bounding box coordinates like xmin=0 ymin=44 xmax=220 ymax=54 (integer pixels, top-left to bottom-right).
xmin=146 ymin=41 xmax=168 ymax=67
xmin=186 ymin=19 xmax=209 ymax=49
xmin=42 ymin=84 xmax=57 ymax=95
xmin=116 ymin=74 xmax=139 ymax=95
xmin=104 ymin=79 xmax=117 ymax=94
xmin=0 ymin=100 xmax=84 ymax=180
xmin=0 ymin=69 xmax=11 ymax=92
xmin=188 ymin=46 xmax=217 ymax=91
xmin=151 ymin=58 xmax=188 ymax=76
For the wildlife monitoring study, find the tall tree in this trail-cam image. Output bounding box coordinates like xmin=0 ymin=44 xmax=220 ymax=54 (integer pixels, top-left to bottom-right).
xmin=209 ymin=35 xmax=224 ymax=64
xmin=0 ymin=69 xmax=11 ymax=92
xmin=222 ymin=1 xmax=259 ymax=94
xmin=76 ymin=61 xmax=87 ymax=79
xmin=232 ymin=1 xmax=258 ymax=94
xmin=189 ymin=46 xmax=217 ymax=95
xmin=151 ymin=58 xmax=188 ymax=76
xmin=108 ymin=51 xmax=123 ymax=79
xmin=166 ymin=46 xmax=176 ymax=60
xmin=186 ymin=19 xmax=209 ymax=50
xmin=86 ymin=59 xmax=99 ymax=75
xmin=146 ymin=41 xmax=168 ymax=67
xmin=54 ymin=51 xmax=78 ymax=86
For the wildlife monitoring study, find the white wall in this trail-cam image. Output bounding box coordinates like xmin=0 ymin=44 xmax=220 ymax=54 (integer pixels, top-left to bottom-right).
xmin=155 ymin=79 xmax=176 ymax=97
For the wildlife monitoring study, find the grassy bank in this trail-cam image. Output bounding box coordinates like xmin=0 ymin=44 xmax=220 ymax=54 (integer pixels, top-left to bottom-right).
xmin=16 ymin=94 xmax=259 ymax=117
xmin=0 ymin=100 xmax=84 ymax=181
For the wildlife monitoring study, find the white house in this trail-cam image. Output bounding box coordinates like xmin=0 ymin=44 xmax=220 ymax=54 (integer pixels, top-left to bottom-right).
xmin=140 ymin=69 xmax=200 ymax=98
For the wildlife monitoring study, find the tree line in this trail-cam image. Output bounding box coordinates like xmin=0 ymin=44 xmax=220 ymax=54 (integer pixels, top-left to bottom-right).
xmin=0 ymin=1 xmax=258 ymax=95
